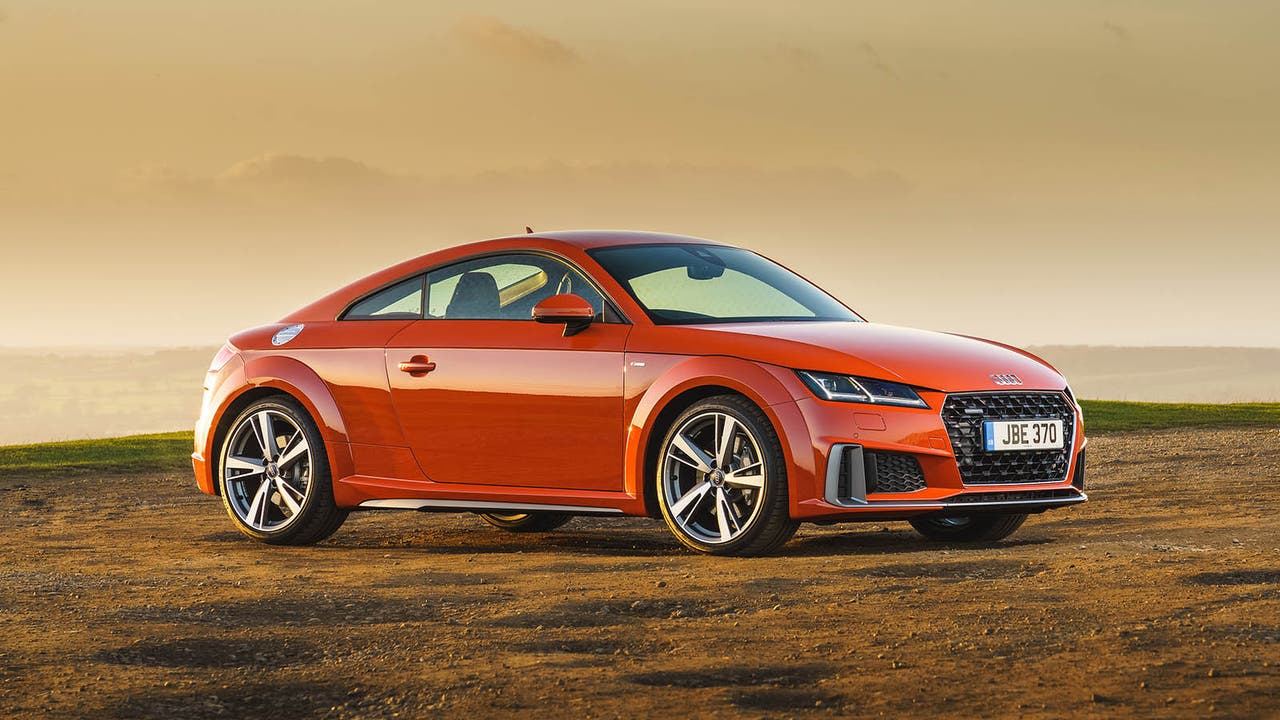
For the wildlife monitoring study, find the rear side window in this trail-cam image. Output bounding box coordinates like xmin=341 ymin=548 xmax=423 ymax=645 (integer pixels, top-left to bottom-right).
xmin=342 ymin=276 xmax=424 ymax=320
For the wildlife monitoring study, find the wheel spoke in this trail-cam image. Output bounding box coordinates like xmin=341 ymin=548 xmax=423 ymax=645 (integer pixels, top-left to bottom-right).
xmin=714 ymin=488 xmax=733 ymax=541
xmin=715 ymin=415 xmax=738 ymax=468
xmin=725 ymin=463 xmax=764 ymax=489
xmin=671 ymin=433 xmax=714 ymax=473
xmin=252 ymin=412 xmax=276 ymax=458
xmin=226 ymin=455 xmax=266 ymax=476
xmin=276 ymin=433 xmax=309 ymax=469
xmin=277 ymin=475 xmax=306 ymax=501
xmin=245 ymin=478 xmax=272 ymax=528
xmin=275 ymin=478 xmax=303 ymax=515
xmin=666 ymin=450 xmax=703 ymax=472
xmin=724 ymin=490 xmax=743 ymax=532
xmin=670 ymin=481 xmax=712 ymax=518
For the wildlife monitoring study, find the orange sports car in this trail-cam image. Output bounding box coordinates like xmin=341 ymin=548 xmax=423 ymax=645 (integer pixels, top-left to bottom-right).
xmin=193 ymin=230 xmax=1087 ymax=556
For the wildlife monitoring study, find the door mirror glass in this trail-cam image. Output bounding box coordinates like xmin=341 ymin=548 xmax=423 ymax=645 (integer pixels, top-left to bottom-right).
xmin=532 ymin=294 xmax=595 ymax=336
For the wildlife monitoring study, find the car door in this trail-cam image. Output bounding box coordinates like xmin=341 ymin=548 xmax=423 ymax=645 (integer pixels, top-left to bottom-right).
xmin=385 ymin=252 xmax=630 ymax=492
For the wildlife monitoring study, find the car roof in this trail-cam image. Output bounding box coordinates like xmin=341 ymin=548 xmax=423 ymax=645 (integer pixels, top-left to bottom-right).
xmin=499 ymin=229 xmax=725 ymax=250
xmin=280 ymin=230 xmax=728 ymax=324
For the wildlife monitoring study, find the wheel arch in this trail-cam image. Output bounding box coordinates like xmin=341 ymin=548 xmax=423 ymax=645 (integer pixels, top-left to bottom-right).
xmin=639 ymin=384 xmax=740 ymax=518
xmin=626 ymin=356 xmax=812 ymax=518
xmin=204 ymin=355 xmax=355 ymax=494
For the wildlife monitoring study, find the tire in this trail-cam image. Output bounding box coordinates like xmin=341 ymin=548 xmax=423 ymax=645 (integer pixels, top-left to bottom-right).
xmin=656 ymin=394 xmax=799 ymax=556
xmin=478 ymin=512 xmax=573 ymax=533
xmin=218 ymin=396 xmax=347 ymax=545
xmin=909 ymin=513 xmax=1027 ymax=543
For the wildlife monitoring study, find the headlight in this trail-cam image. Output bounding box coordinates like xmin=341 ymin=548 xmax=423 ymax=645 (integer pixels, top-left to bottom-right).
xmin=797 ymin=371 xmax=928 ymax=408
xmin=208 ymin=342 xmax=237 ymax=374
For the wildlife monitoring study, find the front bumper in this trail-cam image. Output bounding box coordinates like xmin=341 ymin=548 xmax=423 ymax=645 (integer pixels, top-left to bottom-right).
xmin=789 ymin=389 xmax=1087 ymax=521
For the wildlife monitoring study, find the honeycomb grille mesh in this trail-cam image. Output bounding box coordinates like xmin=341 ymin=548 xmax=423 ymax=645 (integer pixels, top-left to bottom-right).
xmin=865 ymin=451 xmax=926 ymax=494
xmin=941 ymin=392 xmax=1075 ymax=485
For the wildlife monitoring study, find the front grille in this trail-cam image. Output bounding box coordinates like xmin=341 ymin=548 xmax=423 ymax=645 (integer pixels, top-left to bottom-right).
xmin=942 ymin=392 xmax=1075 ymax=485
xmin=865 ymin=451 xmax=926 ymax=494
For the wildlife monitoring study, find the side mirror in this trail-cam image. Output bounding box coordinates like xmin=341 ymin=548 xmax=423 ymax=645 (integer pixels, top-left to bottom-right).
xmin=532 ymin=293 xmax=595 ymax=336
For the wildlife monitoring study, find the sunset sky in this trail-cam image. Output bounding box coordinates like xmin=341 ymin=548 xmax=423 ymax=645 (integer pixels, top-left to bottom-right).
xmin=1 ymin=1 xmax=1277 ymax=347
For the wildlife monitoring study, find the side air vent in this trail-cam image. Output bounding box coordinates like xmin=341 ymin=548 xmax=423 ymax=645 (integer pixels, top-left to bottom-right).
xmin=1071 ymin=450 xmax=1086 ymax=490
xmin=826 ymin=445 xmax=927 ymax=505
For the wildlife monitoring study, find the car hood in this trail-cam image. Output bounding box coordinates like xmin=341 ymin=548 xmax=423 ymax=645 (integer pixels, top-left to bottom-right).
xmin=629 ymin=321 xmax=1066 ymax=392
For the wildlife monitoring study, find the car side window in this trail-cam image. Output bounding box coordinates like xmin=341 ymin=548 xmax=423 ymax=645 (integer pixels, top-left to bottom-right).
xmin=342 ymin=276 xmax=424 ymax=320
xmin=425 ymin=254 xmax=608 ymax=321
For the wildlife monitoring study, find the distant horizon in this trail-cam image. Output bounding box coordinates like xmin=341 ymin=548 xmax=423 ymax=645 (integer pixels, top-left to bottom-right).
xmin=1 ymin=342 xmax=1276 ymax=446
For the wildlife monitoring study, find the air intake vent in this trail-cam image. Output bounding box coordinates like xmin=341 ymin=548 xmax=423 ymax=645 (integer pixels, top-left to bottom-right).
xmin=864 ymin=451 xmax=926 ymax=494
xmin=827 ymin=445 xmax=926 ymax=505
xmin=1071 ymin=450 xmax=1086 ymax=490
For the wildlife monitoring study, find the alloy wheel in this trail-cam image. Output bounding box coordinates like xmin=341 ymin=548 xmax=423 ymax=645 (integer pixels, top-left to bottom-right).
xmin=661 ymin=411 xmax=767 ymax=544
xmin=223 ymin=409 xmax=312 ymax=532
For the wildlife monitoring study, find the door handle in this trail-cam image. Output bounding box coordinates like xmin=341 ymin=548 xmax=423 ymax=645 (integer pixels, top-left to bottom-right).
xmin=398 ymin=356 xmax=437 ymax=376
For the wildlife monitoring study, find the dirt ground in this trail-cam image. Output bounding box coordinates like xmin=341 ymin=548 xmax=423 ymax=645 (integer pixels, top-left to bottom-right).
xmin=2 ymin=428 xmax=1278 ymax=719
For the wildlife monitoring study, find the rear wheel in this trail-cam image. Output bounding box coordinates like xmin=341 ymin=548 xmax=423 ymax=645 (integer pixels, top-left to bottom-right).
xmin=478 ymin=512 xmax=573 ymax=533
xmin=219 ymin=397 xmax=347 ymax=545
xmin=909 ymin=513 xmax=1027 ymax=542
xmin=656 ymin=395 xmax=798 ymax=556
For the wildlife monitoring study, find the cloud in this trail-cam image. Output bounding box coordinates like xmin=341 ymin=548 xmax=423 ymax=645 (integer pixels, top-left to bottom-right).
xmin=1102 ymin=21 xmax=1131 ymax=45
xmin=216 ymin=154 xmax=405 ymax=190
xmin=103 ymin=154 xmax=910 ymax=221
xmin=115 ymin=164 xmax=214 ymax=198
xmin=859 ymin=42 xmax=896 ymax=77
xmin=771 ymin=43 xmax=820 ymax=70
xmin=110 ymin=154 xmax=422 ymax=210
xmin=454 ymin=16 xmax=578 ymax=65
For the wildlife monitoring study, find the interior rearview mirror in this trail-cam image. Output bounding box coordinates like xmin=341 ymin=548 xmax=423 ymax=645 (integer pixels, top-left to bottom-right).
xmin=686 ymin=261 xmax=725 ymax=280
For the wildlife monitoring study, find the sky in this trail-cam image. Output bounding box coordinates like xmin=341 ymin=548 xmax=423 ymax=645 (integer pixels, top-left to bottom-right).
xmin=0 ymin=1 xmax=1277 ymax=348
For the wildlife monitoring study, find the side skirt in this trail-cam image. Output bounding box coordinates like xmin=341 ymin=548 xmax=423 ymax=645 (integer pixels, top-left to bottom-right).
xmin=357 ymin=498 xmax=625 ymax=516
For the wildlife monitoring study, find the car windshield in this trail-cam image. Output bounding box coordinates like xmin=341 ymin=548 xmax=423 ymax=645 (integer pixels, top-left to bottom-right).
xmin=588 ymin=244 xmax=861 ymax=325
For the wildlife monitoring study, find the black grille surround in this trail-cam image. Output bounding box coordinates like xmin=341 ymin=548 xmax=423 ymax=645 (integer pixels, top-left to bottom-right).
xmin=941 ymin=392 xmax=1076 ymax=486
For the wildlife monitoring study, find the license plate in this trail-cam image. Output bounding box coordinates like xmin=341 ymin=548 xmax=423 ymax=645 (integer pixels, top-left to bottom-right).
xmin=984 ymin=419 xmax=1064 ymax=451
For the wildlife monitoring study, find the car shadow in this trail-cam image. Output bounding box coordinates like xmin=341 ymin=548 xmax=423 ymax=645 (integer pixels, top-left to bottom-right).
xmin=318 ymin=529 xmax=684 ymax=558
xmin=314 ymin=524 xmax=1055 ymax=559
xmin=779 ymin=531 xmax=1056 ymax=558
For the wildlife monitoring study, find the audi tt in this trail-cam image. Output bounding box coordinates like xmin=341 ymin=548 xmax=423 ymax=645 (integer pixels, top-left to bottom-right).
xmin=193 ymin=230 xmax=1087 ymax=556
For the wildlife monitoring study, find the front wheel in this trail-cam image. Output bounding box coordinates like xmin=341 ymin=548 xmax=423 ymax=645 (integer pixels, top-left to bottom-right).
xmin=909 ymin=514 xmax=1027 ymax=542
xmin=478 ymin=512 xmax=573 ymax=533
xmin=219 ymin=396 xmax=347 ymax=545
xmin=656 ymin=395 xmax=798 ymax=556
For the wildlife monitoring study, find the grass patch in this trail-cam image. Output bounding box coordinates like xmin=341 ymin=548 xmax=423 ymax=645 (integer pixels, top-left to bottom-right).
xmin=2 ymin=402 xmax=1278 ymax=478
xmin=1080 ymin=401 xmax=1280 ymax=433
xmin=0 ymin=431 xmax=193 ymax=478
